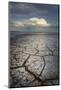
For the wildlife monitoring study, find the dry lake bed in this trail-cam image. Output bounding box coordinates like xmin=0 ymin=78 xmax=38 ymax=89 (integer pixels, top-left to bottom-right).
xmin=9 ymin=33 xmax=59 ymax=88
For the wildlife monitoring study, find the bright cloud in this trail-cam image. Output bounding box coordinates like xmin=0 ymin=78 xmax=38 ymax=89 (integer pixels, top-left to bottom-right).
xmin=12 ymin=17 xmax=50 ymax=28
xmin=29 ymin=18 xmax=50 ymax=26
xmin=14 ymin=21 xmax=24 ymax=27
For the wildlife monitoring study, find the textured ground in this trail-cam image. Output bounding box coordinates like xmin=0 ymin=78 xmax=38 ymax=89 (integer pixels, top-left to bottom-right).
xmin=9 ymin=34 xmax=59 ymax=88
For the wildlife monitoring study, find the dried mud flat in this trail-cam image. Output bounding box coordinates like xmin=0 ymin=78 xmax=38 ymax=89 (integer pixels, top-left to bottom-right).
xmin=9 ymin=34 xmax=59 ymax=88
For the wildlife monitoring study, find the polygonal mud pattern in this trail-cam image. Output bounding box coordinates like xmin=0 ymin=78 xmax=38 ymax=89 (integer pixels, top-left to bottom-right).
xmin=39 ymin=56 xmax=59 ymax=81
xmin=9 ymin=34 xmax=59 ymax=87
xmin=10 ymin=52 xmax=29 ymax=68
xmin=25 ymin=56 xmax=44 ymax=76
xmin=10 ymin=67 xmax=35 ymax=87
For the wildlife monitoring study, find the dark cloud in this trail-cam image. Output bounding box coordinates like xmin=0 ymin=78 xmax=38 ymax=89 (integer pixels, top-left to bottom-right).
xmin=9 ymin=2 xmax=50 ymax=15
xmin=9 ymin=2 xmax=59 ymax=26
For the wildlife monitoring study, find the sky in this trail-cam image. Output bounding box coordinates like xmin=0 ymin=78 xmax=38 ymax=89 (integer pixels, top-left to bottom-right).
xmin=9 ymin=2 xmax=59 ymax=31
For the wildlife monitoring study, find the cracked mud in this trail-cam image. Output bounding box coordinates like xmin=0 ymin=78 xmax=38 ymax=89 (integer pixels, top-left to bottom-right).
xmin=9 ymin=34 xmax=59 ymax=88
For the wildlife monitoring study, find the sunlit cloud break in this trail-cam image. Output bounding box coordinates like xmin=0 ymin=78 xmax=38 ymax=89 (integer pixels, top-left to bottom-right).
xmin=13 ymin=17 xmax=51 ymax=28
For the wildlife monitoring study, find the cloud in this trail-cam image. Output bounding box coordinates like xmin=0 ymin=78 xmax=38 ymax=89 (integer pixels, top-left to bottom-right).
xmin=9 ymin=2 xmax=48 ymax=15
xmin=11 ymin=17 xmax=50 ymax=29
xmin=29 ymin=18 xmax=50 ymax=26
xmin=14 ymin=21 xmax=24 ymax=27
